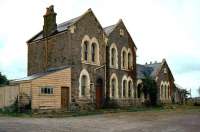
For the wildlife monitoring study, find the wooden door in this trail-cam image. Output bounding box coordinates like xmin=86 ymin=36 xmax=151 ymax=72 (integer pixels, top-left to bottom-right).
xmin=96 ymin=79 xmax=103 ymax=109
xmin=61 ymin=87 xmax=69 ymax=109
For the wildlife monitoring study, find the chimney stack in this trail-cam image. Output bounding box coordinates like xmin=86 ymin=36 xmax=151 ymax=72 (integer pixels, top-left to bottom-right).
xmin=43 ymin=5 xmax=57 ymax=37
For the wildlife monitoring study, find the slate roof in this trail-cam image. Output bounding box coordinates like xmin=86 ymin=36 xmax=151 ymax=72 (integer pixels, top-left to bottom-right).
xmin=104 ymin=24 xmax=116 ymax=35
xmin=137 ymin=63 xmax=162 ymax=79
xmin=27 ymin=16 xmax=81 ymax=43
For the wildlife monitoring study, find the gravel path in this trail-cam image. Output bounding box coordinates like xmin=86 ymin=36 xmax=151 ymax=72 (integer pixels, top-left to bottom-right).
xmin=0 ymin=111 xmax=199 ymax=132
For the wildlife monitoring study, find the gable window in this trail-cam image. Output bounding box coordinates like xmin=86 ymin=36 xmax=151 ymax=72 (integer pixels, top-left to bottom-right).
xmin=41 ymin=87 xmax=53 ymax=95
xmin=121 ymin=47 xmax=128 ymax=70
xmin=111 ymin=48 xmax=116 ymax=66
xmin=83 ymin=41 xmax=89 ymax=61
xmin=120 ymin=29 xmax=124 ymax=36
xmin=127 ymin=48 xmax=133 ymax=70
xmin=91 ymin=43 xmax=96 ymax=62
xmin=122 ymin=51 xmax=126 ymax=68
xmin=128 ymin=53 xmax=131 ymax=69
xmin=110 ymin=43 xmax=118 ymax=68
xmin=164 ymin=68 xmax=167 ymax=73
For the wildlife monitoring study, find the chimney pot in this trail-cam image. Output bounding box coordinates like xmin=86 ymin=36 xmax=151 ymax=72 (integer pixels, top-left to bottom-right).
xmin=43 ymin=5 xmax=57 ymax=37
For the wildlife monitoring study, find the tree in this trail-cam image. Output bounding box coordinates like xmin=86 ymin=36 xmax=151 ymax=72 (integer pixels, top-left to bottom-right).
xmin=198 ymin=87 xmax=200 ymax=97
xmin=142 ymin=75 xmax=157 ymax=106
xmin=0 ymin=72 xmax=9 ymax=86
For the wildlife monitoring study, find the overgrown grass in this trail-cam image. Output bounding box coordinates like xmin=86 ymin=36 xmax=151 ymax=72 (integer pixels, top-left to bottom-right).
xmin=0 ymin=104 xmax=199 ymax=118
xmin=0 ymin=108 xmax=31 ymax=117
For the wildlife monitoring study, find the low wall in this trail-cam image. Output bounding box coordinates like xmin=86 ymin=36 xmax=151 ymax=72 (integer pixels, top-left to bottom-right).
xmin=0 ymin=85 xmax=19 ymax=108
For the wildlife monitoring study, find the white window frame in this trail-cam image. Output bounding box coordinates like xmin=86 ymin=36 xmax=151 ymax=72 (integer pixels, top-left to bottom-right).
xmin=109 ymin=43 xmax=118 ymax=69
xmin=110 ymin=73 xmax=119 ymax=98
xmin=79 ymin=69 xmax=91 ymax=97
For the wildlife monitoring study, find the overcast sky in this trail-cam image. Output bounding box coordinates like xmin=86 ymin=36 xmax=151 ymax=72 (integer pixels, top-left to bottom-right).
xmin=0 ymin=0 xmax=199 ymax=97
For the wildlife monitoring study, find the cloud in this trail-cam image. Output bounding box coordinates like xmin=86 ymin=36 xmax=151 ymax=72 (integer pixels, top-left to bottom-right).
xmin=0 ymin=0 xmax=199 ymax=96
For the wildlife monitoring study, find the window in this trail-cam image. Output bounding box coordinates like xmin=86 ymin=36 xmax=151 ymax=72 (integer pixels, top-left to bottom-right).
xmin=79 ymin=69 xmax=90 ymax=97
xmin=111 ymin=79 xmax=116 ymax=97
xmin=160 ymin=84 xmax=163 ymax=98
xmin=128 ymin=81 xmax=132 ymax=97
xmin=164 ymin=85 xmax=167 ymax=99
xmin=164 ymin=68 xmax=167 ymax=73
xmin=120 ymin=29 xmax=124 ymax=36
xmin=122 ymin=51 xmax=126 ymax=68
xmin=127 ymin=48 xmax=133 ymax=70
xmin=91 ymin=43 xmax=96 ymax=62
xmin=121 ymin=47 xmax=128 ymax=70
xmin=83 ymin=41 xmax=89 ymax=61
xmin=111 ymin=48 xmax=116 ymax=66
xmin=41 ymin=87 xmax=53 ymax=95
xmin=110 ymin=73 xmax=118 ymax=98
xmin=161 ymin=85 xmax=163 ymax=98
xmin=123 ymin=80 xmax=126 ymax=97
xmin=110 ymin=43 xmax=118 ymax=68
xmin=81 ymin=75 xmax=87 ymax=96
xmin=128 ymin=53 xmax=131 ymax=69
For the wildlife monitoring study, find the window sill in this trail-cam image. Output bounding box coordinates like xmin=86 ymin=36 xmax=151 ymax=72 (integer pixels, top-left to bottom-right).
xmin=39 ymin=94 xmax=54 ymax=96
xmin=109 ymin=66 xmax=118 ymax=69
xmin=81 ymin=61 xmax=100 ymax=66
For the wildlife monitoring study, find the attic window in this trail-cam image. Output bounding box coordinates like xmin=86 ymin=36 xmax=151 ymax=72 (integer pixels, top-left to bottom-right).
xmin=119 ymin=29 xmax=124 ymax=36
xmin=69 ymin=25 xmax=76 ymax=34
xmin=164 ymin=68 xmax=167 ymax=74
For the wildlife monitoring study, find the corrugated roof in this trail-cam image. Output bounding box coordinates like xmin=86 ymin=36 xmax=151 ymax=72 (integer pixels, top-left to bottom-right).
xmin=11 ymin=66 xmax=69 ymax=83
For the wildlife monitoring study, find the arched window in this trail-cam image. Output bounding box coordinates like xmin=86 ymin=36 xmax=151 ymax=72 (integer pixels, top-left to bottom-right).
xmin=122 ymin=51 xmax=126 ymax=68
xmin=128 ymin=81 xmax=132 ymax=97
xmin=79 ymin=69 xmax=90 ymax=97
xmin=111 ymin=78 xmax=116 ymax=97
xmin=128 ymin=53 xmax=131 ymax=69
xmin=123 ymin=80 xmax=127 ymax=98
xmin=110 ymin=73 xmax=118 ymax=98
xmin=110 ymin=43 xmax=118 ymax=68
xmin=81 ymin=75 xmax=87 ymax=96
xmin=168 ymin=83 xmax=170 ymax=99
xmin=91 ymin=43 xmax=96 ymax=62
xmin=121 ymin=47 xmax=127 ymax=69
xmin=111 ymin=48 xmax=116 ymax=66
xmin=127 ymin=48 xmax=133 ymax=70
xmin=83 ymin=41 xmax=89 ymax=61
xmin=164 ymin=85 xmax=167 ymax=99
xmin=160 ymin=84 xmax=163 ymax=99
xmin=90 ymin=37 xmax=100 ymax=65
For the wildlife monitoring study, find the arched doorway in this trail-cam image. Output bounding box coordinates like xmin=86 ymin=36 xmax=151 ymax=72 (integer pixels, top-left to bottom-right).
xmin=96 ymin=78 xmax=103 ymax=108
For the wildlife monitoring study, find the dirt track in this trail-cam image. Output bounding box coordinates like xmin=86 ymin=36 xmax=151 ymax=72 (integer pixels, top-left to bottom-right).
xmin=0 ymin=110 xmax=199 ymax=132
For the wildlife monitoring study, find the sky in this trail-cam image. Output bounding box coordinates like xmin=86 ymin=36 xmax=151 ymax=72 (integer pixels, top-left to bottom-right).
xmin=0 ymin=0 xmax=199 ymax=97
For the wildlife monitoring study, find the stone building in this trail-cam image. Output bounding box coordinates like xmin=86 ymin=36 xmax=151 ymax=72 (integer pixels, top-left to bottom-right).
xmin=25 ymin=5 xmax=138 ymax=110
xmin=137 ymin=59 xmax=175 ymax=104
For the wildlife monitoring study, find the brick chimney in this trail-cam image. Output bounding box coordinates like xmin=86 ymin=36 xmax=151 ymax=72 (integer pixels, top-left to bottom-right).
xmin=43 ymin=5 xmax=57 ymax=37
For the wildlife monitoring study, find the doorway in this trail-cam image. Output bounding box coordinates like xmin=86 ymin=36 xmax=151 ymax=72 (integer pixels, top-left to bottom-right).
xmin=61 ymin=87 xmax=69 ymax=109
xmin=96 ymin=78 xmax=103 ymax=109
